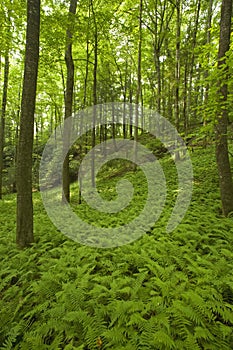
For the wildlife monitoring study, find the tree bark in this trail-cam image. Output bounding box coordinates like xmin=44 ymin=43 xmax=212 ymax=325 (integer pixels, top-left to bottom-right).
xmin=16 ymin=0 xmax=40 ymax=248
xmin=91 ymin=0 xmax=97 ymax=187
xmin=215 ymin=0 xmax=233 ymax=216
xmin=78 ymin=4 xmax=90 ymax=204
xmin=204 ymin=0 xmax=214 ymax=122
xmin=83 ymin=0 xmax=91 ymax=110
xmin=175 ymin=0 xmax=181 ymax=131
xmin=62 ymin=0 xmax=78 ymax=203
xmin=134 ymin=0 xmax=143 ymax=165
xmin=0 ymin=51 xmax=9 ymax=199
xmin=186 ymin=0 xmax=201 ymax=128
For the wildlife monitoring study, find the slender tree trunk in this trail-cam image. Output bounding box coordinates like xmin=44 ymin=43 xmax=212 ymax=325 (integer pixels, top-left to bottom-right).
xmin=123 ymin=57 xmax=128 ymax=139
xmin=60 ymin=64 xmax=66 ymax=102
xmin=153 ymin=0 xmax=160 ymax=113
xmin=83 ymin=0 xmax=91 ymax=110
xmin=167 ymin=81 xmax=172 ymax=122
xmin=187 ymin=0 xmax=201 ymax=127
xmin=16 ymin=0 xmax=40 ymax=248
xmin=204 ymin=0 xmax=214 ymax=123
xmin=183 ymin=58 xmax=188 ymax=133
xmin=50 ymin=107 xmax=53 ymax=134
xmin=79 ymin=3 xmax=91 ymax=203
xmin=215 ymin=0 xmax=233 ymax=216
xmin=62 ymin=0 xmax=78 ymax=203
xmin=175 ymin=0 xmax=181 ymax=131
xmin=91 ymin=0 xmax=97 ymax=187
xmin=0 ymin=51 xmax=9 ymax=199
xmin=129 ymin=68 xmax=133 ymax=138
xmin=13 ymin=87 xmax=21 ymax=194
xmin=154 ymin=49 xmax=161 ymax=114
xmin=161 ymin=56 xmax=165 ymax=118
xmin=134 ymin=0 xmax=143 ymax=165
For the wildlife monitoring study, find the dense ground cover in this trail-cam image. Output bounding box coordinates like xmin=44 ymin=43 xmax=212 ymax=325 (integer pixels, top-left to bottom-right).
xmin=0 ymin=145 xmax=233 ymax=349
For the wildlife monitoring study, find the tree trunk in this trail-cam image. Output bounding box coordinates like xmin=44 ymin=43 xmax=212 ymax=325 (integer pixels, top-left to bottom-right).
xmin=154 ymin=49 xmax=161 ymax=114
xmin=16 ymin=0 xmax=40 ymax=248
xmin=13 ymin=87 xmax=21 ymax=194
xmin=91 ymin=0 xmax=97 ymax=187
xmin=204 ymin=0 xmax=214 ymax=122
xmin=215 ymin=0 xmax=233 ymax=216
xmin=187 ymin=0 xmax=201 ymax=128
xmin=0 ymin=51 xmax=9 ymax=199
xmin=62 ymin=0 xmax=78 ymax=203
xmin=183 ymin=58 xmax=188 ymax=133
xmin=134 ymin=0 xmax=143 ymax=165
xmin=83 ymin=0 xmax=91 ymax=110
xmin=175 ymin=0 xmax=181 ymax=131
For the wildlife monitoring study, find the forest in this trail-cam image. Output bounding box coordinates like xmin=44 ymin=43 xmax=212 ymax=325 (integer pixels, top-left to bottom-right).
xmin=0 ymin=0 xmax=233 ymax=348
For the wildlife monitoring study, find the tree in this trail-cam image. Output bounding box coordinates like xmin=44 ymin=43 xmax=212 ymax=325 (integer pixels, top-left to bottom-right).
xmin=175 ymin=0 xmax=181 ymax=131
xmin=144 ymin=0 xmax=175 ymax=115
xmin=134 ymin=0 xmax=143 ymax=165
xmin=62 ymin=0 xmax=78 ymax=203
xmin=16 ymin=0 xmax=40 ymax=248
xmin=215 ymin=0 xmax=233 ymax=216
xmin=0 ymin=51 xmax=9 ymax=199
xmin=0 ymin=6 xmax=11 ymax=199
xmin=203 ymin=0 xmax=214 ymax=111
xmin=91 ymin=0 xmax=97 ymax=187
xmin=186 ymin=0 xmax=201 ymax=130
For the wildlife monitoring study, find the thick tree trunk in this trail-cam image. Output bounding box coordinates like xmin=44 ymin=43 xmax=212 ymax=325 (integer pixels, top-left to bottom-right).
xmin=215 ymin=0 xmax=233 ymax=216
xmin=16 ymin=0 xmax=40 ymax=248
xmin=62 ymin=0 xmax=78 ymax=203
xmin=0 ymin=51 xmax=9 ymax=199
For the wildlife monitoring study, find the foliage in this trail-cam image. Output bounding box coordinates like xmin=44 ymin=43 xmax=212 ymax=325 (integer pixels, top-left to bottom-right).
xmin=0 ymin=146 xmax=233 ymax=349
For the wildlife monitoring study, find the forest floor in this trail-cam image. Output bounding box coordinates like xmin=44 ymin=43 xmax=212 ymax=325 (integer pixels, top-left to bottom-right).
xmin=0 ymin=145 xmax=233 ymax=349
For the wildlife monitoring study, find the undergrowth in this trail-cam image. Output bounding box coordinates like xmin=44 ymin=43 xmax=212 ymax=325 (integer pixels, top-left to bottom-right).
xmin=0 ymin=146 xmax=233 ymax=349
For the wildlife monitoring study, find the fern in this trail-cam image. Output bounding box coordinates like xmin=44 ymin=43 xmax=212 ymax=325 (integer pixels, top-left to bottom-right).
xmin=0 ymin=146 xmax=233 ymax=349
